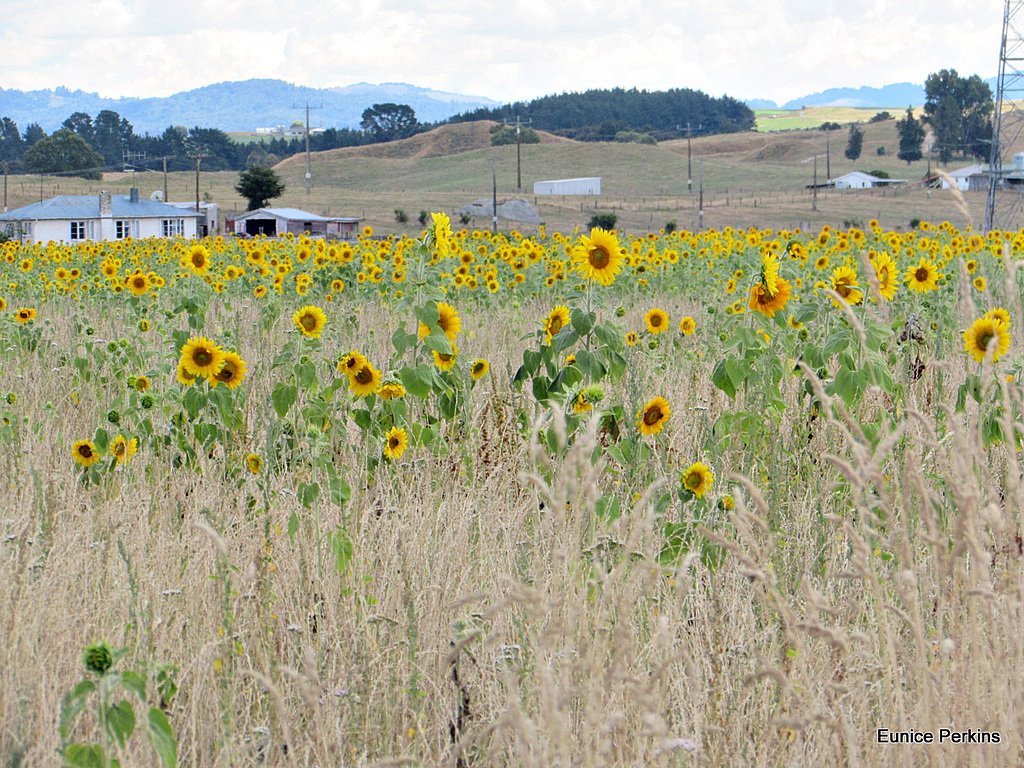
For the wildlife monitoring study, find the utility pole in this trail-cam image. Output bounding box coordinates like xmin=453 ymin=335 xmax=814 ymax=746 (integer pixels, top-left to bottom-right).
xmin=2 ymin=161 xmax=7 ymax=212
xmin=162 ymin=157 xmax=168 ymax=203
xmin=492 ymin=161 xmax=498 ymax=234
xmin=293 ymin=101 xmax=323 ymax=195
xmin=697 ymin=163 xmax=704 ymax=231
xmin=504 ymin=115 xmax=532 ymax=192
xmin=677 ymin=123 xmax=702 ymax=192
xmin=986 ymin=0 xmax=1024 ymax=232
xmin=813 ymin=154 xmax=819 ymax=211
xmin=188 ymin=153 xmax=208 ymax=235
xmin=825 ymin=130 xmax=831 ymax=180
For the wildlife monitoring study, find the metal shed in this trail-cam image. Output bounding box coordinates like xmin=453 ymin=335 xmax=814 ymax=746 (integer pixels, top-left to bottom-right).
xmin=533 ymin=177 xmax=602 ymax=195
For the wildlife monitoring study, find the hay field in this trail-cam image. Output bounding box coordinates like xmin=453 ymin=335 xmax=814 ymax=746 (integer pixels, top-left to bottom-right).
xmin=2 ymin=221 xmax=1024 ymax=766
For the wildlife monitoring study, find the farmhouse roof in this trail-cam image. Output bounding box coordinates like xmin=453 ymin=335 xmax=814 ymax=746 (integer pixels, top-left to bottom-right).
xmin=0 ymin=195 xmax=199 ymax=222
xmin=0 ymin=194 xmax=200 ymax=221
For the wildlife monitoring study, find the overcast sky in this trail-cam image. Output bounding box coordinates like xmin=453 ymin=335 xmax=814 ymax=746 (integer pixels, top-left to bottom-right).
xmin=0 ymin=0 xmax=1003 ymax=105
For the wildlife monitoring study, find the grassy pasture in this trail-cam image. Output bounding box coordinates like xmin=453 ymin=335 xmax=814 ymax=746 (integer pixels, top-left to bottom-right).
xmin=2 ymin=117 xmax=998 ymax=241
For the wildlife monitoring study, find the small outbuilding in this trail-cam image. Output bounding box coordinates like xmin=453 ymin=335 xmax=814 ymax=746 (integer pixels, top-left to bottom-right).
xmin=225 ymin=208 xmax=363 ymax=239
xmin=830 ymin=171 xmax=906 ymax=189
xmin=0 ymin=189 xmax=200 ymax=243
xmin=534 ymin=177 xmax=602 ymax=195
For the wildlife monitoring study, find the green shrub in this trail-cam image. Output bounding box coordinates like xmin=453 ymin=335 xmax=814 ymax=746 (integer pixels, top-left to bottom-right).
xmin=587 ymin=213 xmax=618 ymax=230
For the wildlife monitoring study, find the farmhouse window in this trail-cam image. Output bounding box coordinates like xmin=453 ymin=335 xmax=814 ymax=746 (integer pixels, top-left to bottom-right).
xmin=115 ymin=220 xmax=138 ymax=239
xmin=161 ymin=218 xmax=185 ymax=237
xmin=70 ymin=220 xmax=91 ymax=240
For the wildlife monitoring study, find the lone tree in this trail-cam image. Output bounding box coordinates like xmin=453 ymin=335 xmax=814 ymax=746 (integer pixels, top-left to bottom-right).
xmin=897 ymin=107 xmax=925 ymax=164
xmin=845 ymin=125 xmax=864 ymax=160
xmin=923 ymin=69 xmax=993 ymax=163
xmin=360 ymin=103 xmax=419 ymax=143
xmin=23 ymin=129 xmax=103 ymax=179
xmin=235 ymin=165 xmax=285 ymax=210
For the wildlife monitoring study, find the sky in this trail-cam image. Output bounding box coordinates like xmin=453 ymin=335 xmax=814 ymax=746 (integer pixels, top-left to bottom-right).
xmin=0 ymin=0 xmax=1004 ymax=106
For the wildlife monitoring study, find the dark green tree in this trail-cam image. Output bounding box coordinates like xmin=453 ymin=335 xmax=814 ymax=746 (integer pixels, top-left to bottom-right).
xmin=0 ymin=117 xmax=25 ymax=166
xmin=360 ymin=103 xmax=420 ymax=142
xmin=923 ymin=69 xmax=993 ymax=162
xmin=23 ymin=129 xmax=103 ymax=179
xmin=897 ymin=108 xmax=925 ymax=164
xmin=93 ymin=110 xmax=134 ymax=165
xmin=235 ymin=165 xmax=285 ymax=210
xmin=844 ymin=125 xmax=864 ymax=160
xmin=22 ymin=123 xmax=46 ymax=147
xmin=61 ymin=112 xmax=95 ymax=145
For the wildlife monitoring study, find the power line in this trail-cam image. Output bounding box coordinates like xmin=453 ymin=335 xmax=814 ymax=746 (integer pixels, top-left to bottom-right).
xmin=292 ymin=101 xmax=323 ymax=194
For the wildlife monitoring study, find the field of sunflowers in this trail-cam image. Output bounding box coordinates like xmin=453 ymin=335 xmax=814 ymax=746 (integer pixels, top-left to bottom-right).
xmin=2 ymin=216 xmax=1023 ymax=766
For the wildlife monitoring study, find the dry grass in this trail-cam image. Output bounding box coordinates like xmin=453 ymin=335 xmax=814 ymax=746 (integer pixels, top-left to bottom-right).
xmin=2 ymin=289 xmax=1023 ymax=766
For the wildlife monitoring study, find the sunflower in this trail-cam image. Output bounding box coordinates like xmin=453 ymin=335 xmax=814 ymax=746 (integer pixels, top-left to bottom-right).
xmin=830 ymin=266 xmax=863 ymax=306
xmin=625 ymin=331 xmax=640 ymax=347
xmin=543 ymin=305 xmax=571 ymax=342
xmin=985 ymin=307 xmax=1011 ymax=327
xmin=246 ymin=453 xmax=262 ymax=474
xmin=214 ymin=351 xmax=247 ymax=389
xmin=134 ymin=375 xmax=151 ymax=392
xmin=418 ymin=301 xmax=461 ymax=342
xmin=470 ymin=358 xmax=489 ymax=380
xmin=378 ymin=381 xmax=407 ymax=400
xmin=905 ymin=257 xmax=942 ymax=293
xmin=179 ymin=336 xmax=226 ymax=380
xmin=872 ymin=252 xmax=899 ymax=301
xmin=126 ymin=271 xmax=150 ymax=296
xmin=292 ymin=305 xmax=327 ymax=339
xmin=15 ymin=308 xmax=36 ymax=324
xmin=748 ymin=278 xmax=791 ymax=318
xmin=431 ymin=213 xmax=452 ymax=260
xmin=760 ymin=251 xmax=781 ymax=297
xmin=964 ymin=315 xmax=1011 ymax=363
xmin=254 ymin=285 xmax=267 ymax=298
xmin=637 ymin=396 xmax=671 ymax=436
xmin=814 ymin=255 xmax=830 ymax=271
xmin=644 ymin=307 xmax=670 ymax=334
xmin=383 ymin=426 xmax=409 ymax=461
xmin=176 ymin=361 xmax=198 ymax=386
xmin=572 ymin=228 xmax=624 ymax=286
xmin=432 ymin=343 xmax=459 ymax=371
xmin=973 ymin=276 xmax=986 ymax=291
xmin=681 ymin=462 xmax=714 ymax=498
xmin=110 ymin=435 xmax=137 ymax=465
xmin=72 ymin=439 xmax=101 ymax=467
xmin=679 ymin=316 xmax=696 ymax=336
xmin=348 ymin=361 xmax=381 ymax=396
xmin=185 ymin=244 xmax=210 ymax=276
xmin=338 ymin=350 xmax=368 ymax=377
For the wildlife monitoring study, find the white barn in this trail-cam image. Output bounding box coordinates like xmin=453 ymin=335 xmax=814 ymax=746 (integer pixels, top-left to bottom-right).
xmin=0 ymin=190 xmax=200 ymax=244
xmin=534 ymin=177 xmax=602 ymax=195
xmin=831 ymin=171 xmax=906 ymax=189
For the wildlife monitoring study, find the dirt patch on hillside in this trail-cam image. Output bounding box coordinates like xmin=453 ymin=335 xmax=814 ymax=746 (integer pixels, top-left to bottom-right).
xmin=276 ymin=121 xmax=572 ymax=168
xmin=745 ymin=138 xmax=817 ymax=162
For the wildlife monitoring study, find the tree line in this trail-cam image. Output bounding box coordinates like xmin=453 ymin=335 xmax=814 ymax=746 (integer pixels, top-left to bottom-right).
xmin=0 ymin=110 xmax=390 ymax=178
xmin=445 ymin=86 xmax=756 ymax=139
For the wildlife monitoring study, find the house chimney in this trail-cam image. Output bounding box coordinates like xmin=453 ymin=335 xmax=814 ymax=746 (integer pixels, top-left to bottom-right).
xmin=99 ymin=191 xmax=112 ymax=217
xmin=129 ymin=187 xmax=139 ymax=204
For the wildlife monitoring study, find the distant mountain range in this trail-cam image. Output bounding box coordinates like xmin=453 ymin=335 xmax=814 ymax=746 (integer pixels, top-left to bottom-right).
xmin=0 ymin=79 xmax=501 ymax=134
xmin=747 ymin=78 xmax=999 ymax=110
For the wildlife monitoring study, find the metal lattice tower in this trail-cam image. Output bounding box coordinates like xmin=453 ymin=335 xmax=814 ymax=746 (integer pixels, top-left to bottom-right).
xmin=985 ymin=0 xmax=1024 ymax=232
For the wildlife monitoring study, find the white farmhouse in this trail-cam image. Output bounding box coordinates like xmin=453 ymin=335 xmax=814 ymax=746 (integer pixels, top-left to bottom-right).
xmin=0 ymin=189 xmax=200 ymax=244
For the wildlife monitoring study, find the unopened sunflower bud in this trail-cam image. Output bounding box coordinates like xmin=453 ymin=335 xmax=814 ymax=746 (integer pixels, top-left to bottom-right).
xmin=83 ymin=642 xmax=113 ymax=675
xmin=140 ymin=395 xmax=154 ymax=409
xmin=107 ymin=409 xmax=121 ymax=425
xmin=615 ymin=306 xmax=626 ymax=317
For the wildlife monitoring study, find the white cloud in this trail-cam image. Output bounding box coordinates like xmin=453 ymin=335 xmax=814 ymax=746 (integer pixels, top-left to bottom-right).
xmin=0 ymin=0 xmax=1006 ymax=104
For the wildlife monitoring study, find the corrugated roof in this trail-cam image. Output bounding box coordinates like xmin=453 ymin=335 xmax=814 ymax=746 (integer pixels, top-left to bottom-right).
xmin=230 ymin=207 xmax=362 ymax=223
xmin=0 ymin=194 xmax=200 ymax=221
